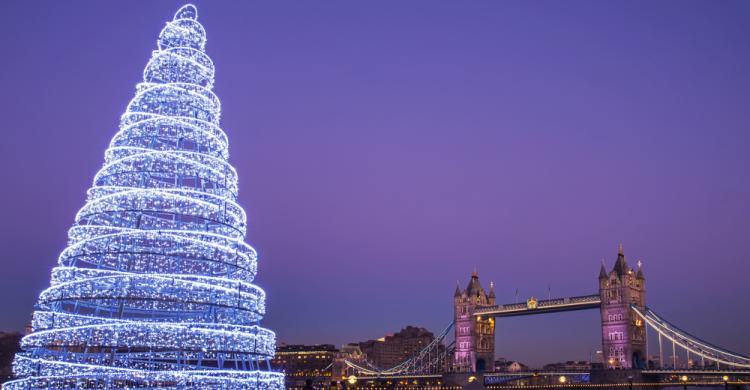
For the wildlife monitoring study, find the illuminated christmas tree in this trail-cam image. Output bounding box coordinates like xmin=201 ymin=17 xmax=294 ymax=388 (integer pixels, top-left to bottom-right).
xmin=4 ymin=4 xmax=283 ymax=389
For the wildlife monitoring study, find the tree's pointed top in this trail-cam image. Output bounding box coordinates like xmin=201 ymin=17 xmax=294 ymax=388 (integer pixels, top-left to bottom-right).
xmin=175 ymin=4 xmax=199 ymax=21
xmin=160 ymin=3 xmax=207 ymax=52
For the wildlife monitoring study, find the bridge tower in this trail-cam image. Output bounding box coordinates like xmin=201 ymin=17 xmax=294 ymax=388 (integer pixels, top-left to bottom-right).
xmin=599 ymin=244 xmax=647 ymax=369
xmin=453 ymin=271 xmax=496 ymax=372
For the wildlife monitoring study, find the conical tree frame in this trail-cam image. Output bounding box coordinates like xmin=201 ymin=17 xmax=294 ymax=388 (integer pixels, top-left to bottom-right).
xmin=4 ymin=5 xmax=284 ymax=389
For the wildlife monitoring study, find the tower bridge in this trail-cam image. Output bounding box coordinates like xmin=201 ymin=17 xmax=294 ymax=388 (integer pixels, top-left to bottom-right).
xmin=454 ymin=244 xmax=648 ymax=372
xmin=340 ymin=245 xmax=750 ymax=387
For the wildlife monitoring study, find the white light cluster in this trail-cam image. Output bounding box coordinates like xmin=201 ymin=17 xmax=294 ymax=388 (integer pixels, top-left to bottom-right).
xmin=4 ymin=4 xmax=283 ymax=389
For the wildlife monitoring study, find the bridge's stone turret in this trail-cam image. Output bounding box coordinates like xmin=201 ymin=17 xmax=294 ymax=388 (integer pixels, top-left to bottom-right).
xmin=599 ymin=244 xmax=647 ymax=369
xmin=453 ymin=271 xmax=496 ymax=372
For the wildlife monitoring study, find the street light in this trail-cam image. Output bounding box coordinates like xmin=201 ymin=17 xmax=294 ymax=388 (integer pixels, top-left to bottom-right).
xmin=723 ymin=375 xmax=729 ymax=390
xmin=680 ymin=375 xmax=688 ymax=390
xmin=559 ymin=376 xmax=567 ymax=384
xmin=628 ymin=375 xmax=633 ymax=390
xmin=347 ymin=375 xmax=357 ymax=386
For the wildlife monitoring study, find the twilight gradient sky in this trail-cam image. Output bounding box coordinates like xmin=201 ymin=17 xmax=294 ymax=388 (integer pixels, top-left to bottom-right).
xmin=1 ymin=1 xmax=749 ymax=367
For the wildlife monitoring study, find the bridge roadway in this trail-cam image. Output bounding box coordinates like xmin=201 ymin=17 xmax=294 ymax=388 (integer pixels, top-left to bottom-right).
xmin=354 ymin=370 xmax=750 ymax=388
xmin=642 ymin=369 xmax=750 ymax=376
xmin=483 ymin=369 xmax=750 ymax=377
xmin=474 ymin=294 xmax=602 ymax=317
xmin=486 ymin=371 xmax=592 ymax=377
xmin=484 ymin=369 xmax=750 ymax=382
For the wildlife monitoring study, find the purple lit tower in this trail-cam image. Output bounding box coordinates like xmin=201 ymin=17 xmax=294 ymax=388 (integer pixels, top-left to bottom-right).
xmin=599 ymin=245 xmax=647 ymax=369
xmin=453 ymin=271 xmax=496 ymax=372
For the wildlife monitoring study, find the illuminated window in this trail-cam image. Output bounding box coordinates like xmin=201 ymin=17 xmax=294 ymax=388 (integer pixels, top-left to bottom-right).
xmin=608 ymin=331 xmax=624 ymax=341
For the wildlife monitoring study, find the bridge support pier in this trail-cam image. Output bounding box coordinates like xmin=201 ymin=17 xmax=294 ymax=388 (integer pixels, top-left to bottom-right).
xmin=590 ymin=368 xmax=644 ymax=385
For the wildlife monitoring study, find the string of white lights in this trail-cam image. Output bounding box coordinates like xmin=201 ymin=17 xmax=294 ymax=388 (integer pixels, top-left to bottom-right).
xmin=4 ymin=4 xmax=284 ymax=389
xmin=631 ymin=306 xmax=750 ymax=368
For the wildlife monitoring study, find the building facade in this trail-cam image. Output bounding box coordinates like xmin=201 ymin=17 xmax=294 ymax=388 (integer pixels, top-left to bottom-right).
xmin=599 ymin=245 xmax=647 ymax=369
xmin=453 ymin=271 xmax=496 ymax=372
xmin=495 ymin=359 xmax=529 ymax=372
xmin=0 ymin=333 xmax=22 ymax=383
xmin=272 ymin=344 xmax=337 ymax=387
xmin=358 ymin=326 xmax=436 ymax=369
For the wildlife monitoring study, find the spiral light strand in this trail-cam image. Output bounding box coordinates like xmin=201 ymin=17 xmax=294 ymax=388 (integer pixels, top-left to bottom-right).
xmin=3 ymin=4 xmax=284 ymax=389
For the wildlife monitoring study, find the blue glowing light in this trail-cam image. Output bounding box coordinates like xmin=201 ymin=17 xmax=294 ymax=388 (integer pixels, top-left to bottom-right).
xmin=4 ymin=4 xmax=284 ymax=389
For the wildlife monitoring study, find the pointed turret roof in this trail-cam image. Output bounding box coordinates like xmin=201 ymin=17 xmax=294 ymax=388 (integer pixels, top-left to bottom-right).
xmin=636 ymin=260 xmax=645 ymax=279
xmin=599 ymin=260 xmax=608 ymax=280
xmin=612 ymin=243 xmax=628 ymax=276
xmin=466 ymin=271 xmax=485 ymax=296
xmin=489 ymin=281 xmax=496 ymax=298
xmin=454 ymin=281 xmax=462 ymax=297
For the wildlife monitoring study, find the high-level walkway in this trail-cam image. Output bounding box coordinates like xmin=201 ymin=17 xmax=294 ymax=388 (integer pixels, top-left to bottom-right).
xmin=474 ymin=294 xmax=601 ymax=317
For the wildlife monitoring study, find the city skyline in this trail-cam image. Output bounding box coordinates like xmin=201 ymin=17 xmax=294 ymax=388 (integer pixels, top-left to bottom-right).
xmin=1 ymin=1 xmax=749 ymax=369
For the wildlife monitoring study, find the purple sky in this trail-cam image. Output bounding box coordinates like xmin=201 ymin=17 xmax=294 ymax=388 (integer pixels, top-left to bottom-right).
xmin=1 ymin=1 xmax=749 ymax=367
